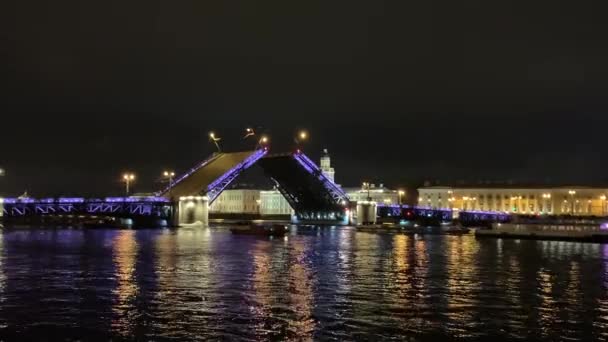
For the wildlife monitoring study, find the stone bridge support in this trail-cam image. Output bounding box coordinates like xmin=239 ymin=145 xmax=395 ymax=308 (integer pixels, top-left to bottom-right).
xmin=174 ymin=196 xmax=209 ymax=226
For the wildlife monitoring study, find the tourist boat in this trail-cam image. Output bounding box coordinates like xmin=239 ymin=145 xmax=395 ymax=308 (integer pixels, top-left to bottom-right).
xmin=230 ymin=224 xmax=288 ymax=236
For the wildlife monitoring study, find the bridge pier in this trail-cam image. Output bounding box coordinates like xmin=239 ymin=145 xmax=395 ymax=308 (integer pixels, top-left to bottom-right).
xmin=355 ymin=201 xmax=377 ymax=225
xmin=176 ymin=196 xmax=209 ymax=226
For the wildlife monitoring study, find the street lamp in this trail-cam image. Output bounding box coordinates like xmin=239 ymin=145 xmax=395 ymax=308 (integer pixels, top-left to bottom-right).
xmin=163 ymin=171 xmax=176 ymax=199
xmin=362 ymin=182 xmax=371 ymax=201
xmin=243 ymin=127 xmax=255 ymax=139
xmin=163 ymin=171 xmax=175 ymax=185
xmin=295 ymin=130 xmax=309 ymax=146
xmin=123 ymin=173 xmax=135 ymax=196
xmin=568 ymin=190 xmax=576 ymax=214
xmin=398 ymin=190 xmax=405 ymax=207
xmin=0 ymin=168 xmax=4 ymax=177
xmin=258 ymin=135 xmax=269 ymax=149
xmin=209 ymin=132 xmax=221 ymax=152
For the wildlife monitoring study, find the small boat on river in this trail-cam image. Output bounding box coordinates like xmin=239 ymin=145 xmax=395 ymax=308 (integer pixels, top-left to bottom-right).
xmin=230 ymin=224 xmax=288 ymax=237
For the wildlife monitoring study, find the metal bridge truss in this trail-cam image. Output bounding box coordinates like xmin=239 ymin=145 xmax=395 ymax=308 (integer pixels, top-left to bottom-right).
xmin=293 ymin=152 xmax=349 ymax=205
xmin=206 ymin=149 xmax=268 ymax=204
xmin=1 ymin=197 xmax=171 ymax=218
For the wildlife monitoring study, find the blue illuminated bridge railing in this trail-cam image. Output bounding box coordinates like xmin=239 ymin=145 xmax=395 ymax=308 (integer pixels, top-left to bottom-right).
xmin=293 ymin=151 xmax=350 ymax=205
xmin=1 ymin=197 xmax=171 ymax=218
xmin=376 ymin=203 xmax=512 ymax=223
xmin=206 ymin=148 xmax=268 ymax=203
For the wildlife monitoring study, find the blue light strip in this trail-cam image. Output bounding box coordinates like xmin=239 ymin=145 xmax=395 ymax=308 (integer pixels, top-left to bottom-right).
xmin=293 ymin=152 xmax=349 ymax=202
xmin=1 ymin=197 xmax=169 ymax=204
xmin=206 ymin=149 xmax=268 ymax=203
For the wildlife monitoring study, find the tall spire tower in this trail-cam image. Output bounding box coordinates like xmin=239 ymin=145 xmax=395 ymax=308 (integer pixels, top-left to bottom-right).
xmin=319 ymin=149 xmax=335 ymax=183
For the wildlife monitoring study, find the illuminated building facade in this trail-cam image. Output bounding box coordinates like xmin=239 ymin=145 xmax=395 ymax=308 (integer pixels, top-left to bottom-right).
xmin=344 ymin=184 xmax=400 ymax=205
xmin=259 ymin=189 xmax=294 ymax=216
xmin=209 ymin=189 xmax=260 ymax=214
xmin=418 ymin=186 xmax=608 ymax=216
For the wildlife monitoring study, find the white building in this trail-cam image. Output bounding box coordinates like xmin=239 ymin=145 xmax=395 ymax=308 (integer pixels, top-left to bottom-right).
xmin=209 ymin=189 xmax=260 ymax=214
xmin=344 ymin=184 xmax=400 ymax=205
xmin=259 ymin=189 xmax=294 ymax=216
xmin=418 ymin=186 xmax=608 ymax=216
xmin=320 ymin=149 xmax=335 ymax=183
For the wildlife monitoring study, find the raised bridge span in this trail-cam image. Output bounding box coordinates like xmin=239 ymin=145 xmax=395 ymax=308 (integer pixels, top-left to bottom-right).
xmin=159 ymin=148 xmax=351 ymax=225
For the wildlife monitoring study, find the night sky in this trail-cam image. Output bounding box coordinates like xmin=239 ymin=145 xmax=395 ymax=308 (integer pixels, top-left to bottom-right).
xmin=1 ymin=0 xmax=607 ymax=197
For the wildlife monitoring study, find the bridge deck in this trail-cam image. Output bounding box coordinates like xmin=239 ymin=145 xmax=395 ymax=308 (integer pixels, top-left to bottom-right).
xmin=160 ymin=150 xmax=264 ymax=200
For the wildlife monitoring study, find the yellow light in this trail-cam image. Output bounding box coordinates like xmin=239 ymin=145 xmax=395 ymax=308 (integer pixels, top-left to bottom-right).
xmin=260 ymin=136 xmax=269 ymax=144
xmin=299 ymin=131 xmax=308 ymax=140
xmin=209 ymin=132 xmax=215 ymax=139
xmin=398 ymin=190 xmax=405 ymax=195
xmin=601 ymin=195 xmax=607 ymax=201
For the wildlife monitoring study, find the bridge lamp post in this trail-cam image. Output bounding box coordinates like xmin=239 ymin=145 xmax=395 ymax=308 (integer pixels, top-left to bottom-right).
xmin=244 ymin=127 xmax=255 ymax=139
xmin=258 ymin=135 xmax=269 ymax=149
xmin=294 ymin=130 xmax=308 ymax=147
xmin=209 ymin=132 xmax=222 ymax=152
xmin=123 ymin=173 xmax=135 ymax=197
xmin=163 ymin=171 xmax=175 ymax=186
xmin=163 ymin=171 xmax=176 ymax=199
xmin=362 ymin=182 xmax=371 ymax=201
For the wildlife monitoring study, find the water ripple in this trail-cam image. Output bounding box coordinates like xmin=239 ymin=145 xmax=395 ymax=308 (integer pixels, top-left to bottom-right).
xmin=0 ymin=227 xmax=607 ymax=340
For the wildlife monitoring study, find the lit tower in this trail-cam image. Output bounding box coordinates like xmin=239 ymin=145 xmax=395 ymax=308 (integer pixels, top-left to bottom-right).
xmin=320 ymin=149 xmax=335 ymax=183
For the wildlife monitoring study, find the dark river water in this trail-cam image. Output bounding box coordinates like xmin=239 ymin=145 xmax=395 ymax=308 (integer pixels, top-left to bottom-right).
xmin=1 ymin=226 xmax=608 ymax=341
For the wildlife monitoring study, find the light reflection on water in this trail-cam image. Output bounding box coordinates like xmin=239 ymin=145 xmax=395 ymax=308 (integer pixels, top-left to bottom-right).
xmin=112 ymin=230 xmax=139 ymax=337
xmin=1 ymin=227 xmax=608 ymax=340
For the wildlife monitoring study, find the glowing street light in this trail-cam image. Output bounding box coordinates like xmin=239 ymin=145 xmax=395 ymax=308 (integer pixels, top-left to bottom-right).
xmin=398 ymin=190 xmax=405 ymax=206
xmin=209 ymin=132 xmax=221 ymax=152
xmin=122 ymin=173 xmax=135 ymax=196
xmin=258 ymin=135 xmax=269 ymax=149
xmin=362 ymin=182 xmax=371 ymax=201
xmin=0 ymin=168 xmax=4 ymax=177
xmin=295 ymin=130 xmax=309 ymax=147
xmin=243 ymin=127 xmax=255 ymax=139
xmin=163 ymin=171 xmax=176 ymax=185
